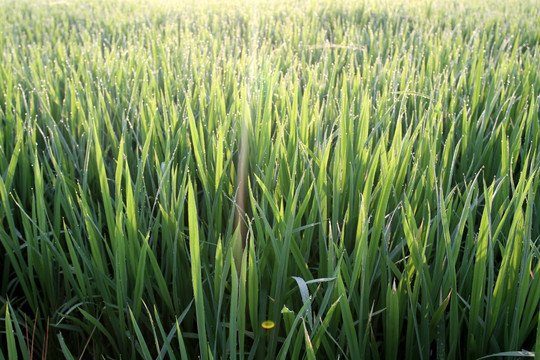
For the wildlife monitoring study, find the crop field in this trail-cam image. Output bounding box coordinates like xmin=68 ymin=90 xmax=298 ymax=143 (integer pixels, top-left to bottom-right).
xmin=1 ymin=0 xmax=539 ymax=358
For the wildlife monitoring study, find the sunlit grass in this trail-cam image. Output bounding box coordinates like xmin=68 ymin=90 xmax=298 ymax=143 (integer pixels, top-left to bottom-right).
xmin=0 ymin=0 xmax=539 ymax=358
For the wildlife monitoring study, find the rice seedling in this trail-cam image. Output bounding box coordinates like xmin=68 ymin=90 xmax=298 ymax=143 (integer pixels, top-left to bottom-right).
xmin=0 ymin=0 xmax=539 ymax=358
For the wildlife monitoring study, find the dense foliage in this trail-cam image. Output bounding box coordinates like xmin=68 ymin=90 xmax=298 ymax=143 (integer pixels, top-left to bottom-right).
xmin=1 ymin=0 xmax=539 ymax=358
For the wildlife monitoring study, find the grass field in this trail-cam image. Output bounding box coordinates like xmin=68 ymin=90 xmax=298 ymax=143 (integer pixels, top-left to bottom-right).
xmin=1 ymin=0 xmax=539 ymax=358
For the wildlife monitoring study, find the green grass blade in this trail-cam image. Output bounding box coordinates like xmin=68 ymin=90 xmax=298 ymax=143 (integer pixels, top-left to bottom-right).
xmin=188 ymin=179 xmax=208 ymax=359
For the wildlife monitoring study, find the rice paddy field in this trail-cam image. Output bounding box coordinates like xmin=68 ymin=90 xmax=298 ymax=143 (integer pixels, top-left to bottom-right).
xmin=1 ymin=0 xmax=540 ymax=358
